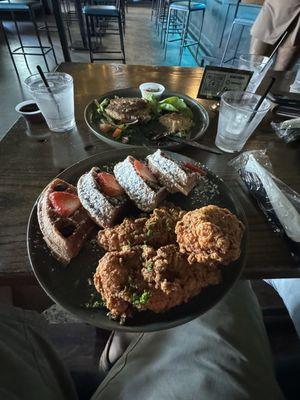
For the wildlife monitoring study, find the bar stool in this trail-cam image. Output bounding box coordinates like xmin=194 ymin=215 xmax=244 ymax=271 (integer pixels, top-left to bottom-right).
xmin=0 ymin=0 xmax=57 ymax=74
xmin=158 ymin=0 xmax=179 ymax=44
xmin=220 ymin=0 xmax=255 ymax=65
xmin=164 ymin=0 xmax=205 ymax=65
xmin=151 ymin=0 xmax=156 ymax=20
xmin=82 ymin=0 xmax=125 ymax=63
xmin=93 ymin=0 xmax=126 ymax=30
xmin=155 ymin=0 xmax=170 ymax=36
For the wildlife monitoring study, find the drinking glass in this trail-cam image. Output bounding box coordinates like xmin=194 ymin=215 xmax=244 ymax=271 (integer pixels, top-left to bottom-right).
xmin=24 ymin=72 xmax=75 ymax=132
xmin=290 ymin=63 xmax=300 ymax=93
xmin=215 ymin=91 xmax=271 ymax=153
xmin=239 ymin=54 xmax=272 ymax=93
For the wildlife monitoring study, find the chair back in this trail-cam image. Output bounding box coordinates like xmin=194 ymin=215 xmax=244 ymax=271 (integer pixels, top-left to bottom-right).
xmin=186 ymin=0 xmax=205 ymax=11
xmin=233 ymin=0 xmax=242 ymax=19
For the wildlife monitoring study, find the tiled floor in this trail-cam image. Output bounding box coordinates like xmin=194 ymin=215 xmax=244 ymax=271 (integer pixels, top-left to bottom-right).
xmin=0 ymin=4 xmax=198 ymax=139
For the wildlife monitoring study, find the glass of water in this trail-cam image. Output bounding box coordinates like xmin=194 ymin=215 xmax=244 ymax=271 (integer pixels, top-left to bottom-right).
xmin=239 ymin=54 xmax=272 ymax=93
xmin=290 ymin=63 xmax=300 ymax=93
xmin=24 ymin=72 xmax=75 ymax=132
xmin=215 ymin=91 xmax=271 ymax=153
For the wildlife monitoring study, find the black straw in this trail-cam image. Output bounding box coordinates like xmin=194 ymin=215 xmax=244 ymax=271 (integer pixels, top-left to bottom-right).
xmin=260 ymin=31 xmax=289 ymax=74
xmin=36 ymin=65 xmax=60 ymax=115
xmin=248 ymin=77 xmax=276 ymax=124
xmin=37 ymin=65 xmax=51 ymax=90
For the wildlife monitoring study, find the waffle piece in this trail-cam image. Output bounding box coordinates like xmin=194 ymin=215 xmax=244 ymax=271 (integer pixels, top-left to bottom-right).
xmin=37 ymin=178 xmax=95 ymax=264
xmin=114 ymin=156 xmax=167 ymax=212
xmin=77 ymin=167 xmax=129 ymax=228
xmin=147 ymin=149 xmax=204 ymax=195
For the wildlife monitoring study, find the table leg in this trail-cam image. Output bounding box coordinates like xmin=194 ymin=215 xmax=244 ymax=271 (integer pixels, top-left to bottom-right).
xmin=51 ymin=0 xmax=71 ymax=61
xmin=73 ymin=0 xmax=88 ymax=49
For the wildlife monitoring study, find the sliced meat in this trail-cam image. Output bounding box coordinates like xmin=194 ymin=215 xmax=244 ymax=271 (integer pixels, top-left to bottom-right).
xmin=105 ymin=97 xmax=152 ymax=124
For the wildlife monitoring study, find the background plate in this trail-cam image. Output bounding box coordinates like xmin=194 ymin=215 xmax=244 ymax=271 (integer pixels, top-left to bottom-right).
xmin=27 ymin=148 xmax=247 ymax=332
xmin=84 ymin=88 xmax=209 ymax=149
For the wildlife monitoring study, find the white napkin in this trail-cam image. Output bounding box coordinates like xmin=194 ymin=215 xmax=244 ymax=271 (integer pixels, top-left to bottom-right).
xmin=244 ymin=154 xmax=300 ymax=242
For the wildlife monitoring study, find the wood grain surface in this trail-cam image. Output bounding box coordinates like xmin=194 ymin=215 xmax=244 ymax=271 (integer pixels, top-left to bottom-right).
xmin=0 ymin=62 xmax=299 ymax=278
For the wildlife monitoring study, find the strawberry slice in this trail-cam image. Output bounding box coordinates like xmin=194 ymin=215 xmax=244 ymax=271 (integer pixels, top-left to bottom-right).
xmin=97 ymin=172 xmax=124 ymax=197
xmin=133 ymin=159 xmax=157 ymax=183
xmin=49 ymin=192 xmax=81 ymax=218
xmin=183 ymin=162 xmax=205 ymax=175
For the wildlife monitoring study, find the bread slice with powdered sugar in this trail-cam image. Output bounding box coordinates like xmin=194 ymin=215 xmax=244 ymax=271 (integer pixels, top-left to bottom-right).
xmin=114 ymin=156 xmax=167 ymax=212
xmin=146 ymin=149 xmax=203 ymax=196
xmin=77 ymin=167 xmax=129 ymax=228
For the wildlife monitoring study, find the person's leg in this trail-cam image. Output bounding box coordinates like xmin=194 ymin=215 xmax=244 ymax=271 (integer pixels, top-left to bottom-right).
xmin=92 ymin=281 xmax=284 ymax=400
xmin=0 ymin=304 xmax=78 ymax=400
xmin=265 ymin=278 xmax=300 ymax=338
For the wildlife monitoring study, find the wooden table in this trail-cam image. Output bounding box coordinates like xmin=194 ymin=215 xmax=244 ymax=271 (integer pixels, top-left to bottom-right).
xmin=1 ymin=63 xmax=300 ymax=281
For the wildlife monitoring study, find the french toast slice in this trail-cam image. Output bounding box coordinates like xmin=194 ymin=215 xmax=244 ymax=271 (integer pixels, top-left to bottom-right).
xmin=147 ymin=150 xmax=203 ymax=195
xmin=114 ymin=156 xmax=167 ymax=212
xmin=77 ymin=167 xmax=129 ymax=228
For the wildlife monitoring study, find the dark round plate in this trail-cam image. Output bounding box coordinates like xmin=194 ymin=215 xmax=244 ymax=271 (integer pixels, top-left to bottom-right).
xmin=27 ymin=148 xmax=247 ymax=332
xmin=84 ymin=88 xmax=209 ymax=149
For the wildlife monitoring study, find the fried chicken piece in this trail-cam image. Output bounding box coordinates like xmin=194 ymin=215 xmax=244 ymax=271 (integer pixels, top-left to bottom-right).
xmin=97 ymin=207 xmax=186 ymax=251
xmin=94 ymin=245 xmax=155 ymax=319
xmin=142 ymin=245 xmax=221 ymax=313
xmin=94 ymin=244 xmax=221 ymax=320
xmin=175 ymin=205 xmax=245 ymax=266
xmin=98 ymin=217 xmax=147 ymax=251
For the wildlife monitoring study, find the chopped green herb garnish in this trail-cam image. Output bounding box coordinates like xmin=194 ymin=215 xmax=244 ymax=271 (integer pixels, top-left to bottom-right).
xmin=146 ymin=229 xmax=153 ymax=238
xmin=145 ymin=261 xmax=153 ymax=272
xmin=132 ymin=290 xmax=150 ymax=306
xmin=139 ymin=291 xmax=151 ymax=305
xmin=84 ymin=294 xmax=105 ymax=309
xmin=132 ymin=293 xmax=140 ymax=306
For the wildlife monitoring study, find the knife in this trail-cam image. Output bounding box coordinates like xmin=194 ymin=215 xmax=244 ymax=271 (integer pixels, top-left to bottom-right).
xmin=165 ymin=135 xmax=223 ymax=155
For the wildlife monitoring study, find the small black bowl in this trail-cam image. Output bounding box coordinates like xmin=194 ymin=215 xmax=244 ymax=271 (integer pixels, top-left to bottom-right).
xmin=15 ymin=100 xmax=45 ymax=123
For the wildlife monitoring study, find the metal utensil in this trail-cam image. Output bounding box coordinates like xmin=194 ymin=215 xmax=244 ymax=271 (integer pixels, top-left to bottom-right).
xmin=164 ymin=135 xmax=223 ymax=155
